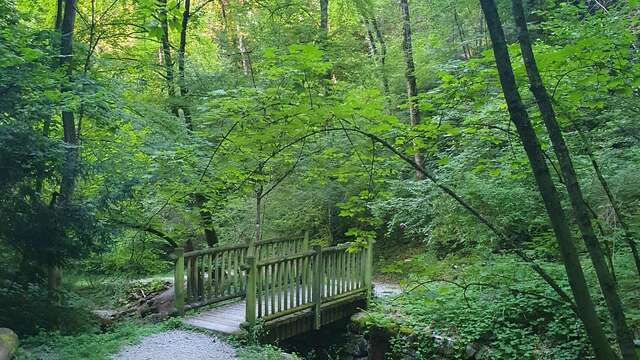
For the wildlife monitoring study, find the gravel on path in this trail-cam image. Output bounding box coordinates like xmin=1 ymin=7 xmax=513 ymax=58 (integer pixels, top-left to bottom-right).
xmin=113 ymin=330 xmax=236 ymax=360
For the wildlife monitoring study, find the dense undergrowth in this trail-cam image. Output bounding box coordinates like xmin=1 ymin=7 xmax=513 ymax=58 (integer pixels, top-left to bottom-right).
xmin=364 ymin=251 xmax=640 ymax=359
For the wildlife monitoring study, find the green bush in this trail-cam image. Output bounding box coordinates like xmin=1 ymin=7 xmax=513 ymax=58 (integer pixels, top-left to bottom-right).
xmin=0 ymin=280 xmax=98 ymax=336
xmin=364 ymin=254 xmax=633 ymax=360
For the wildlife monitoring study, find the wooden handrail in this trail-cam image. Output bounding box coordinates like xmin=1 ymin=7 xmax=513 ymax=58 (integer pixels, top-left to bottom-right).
xmin=183 ymin=243 xmax=248 ymax=258
xmin=257 ymin=250 xmax=315 ymax=266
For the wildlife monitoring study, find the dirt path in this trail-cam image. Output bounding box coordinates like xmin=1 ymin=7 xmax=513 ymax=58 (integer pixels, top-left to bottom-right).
xmin=112 ymin=330 xmax=236 ymax=360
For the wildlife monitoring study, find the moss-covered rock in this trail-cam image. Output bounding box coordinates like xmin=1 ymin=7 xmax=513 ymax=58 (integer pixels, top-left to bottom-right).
xmin=0 ymin=328 xmax=18 ymax=360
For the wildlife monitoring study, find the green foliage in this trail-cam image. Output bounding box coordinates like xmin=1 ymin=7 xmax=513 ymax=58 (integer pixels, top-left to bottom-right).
xmin=364 ymin=253 xmax=640 ymax=359
xmin=0 ymin=280 xmax=97 ymax=336
xmin=16 ymin=320 xmax=170 ymax=360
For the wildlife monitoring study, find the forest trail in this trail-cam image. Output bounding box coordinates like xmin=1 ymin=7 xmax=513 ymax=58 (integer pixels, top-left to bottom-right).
xmin=112 ymin=330 xmax=236 ymax=360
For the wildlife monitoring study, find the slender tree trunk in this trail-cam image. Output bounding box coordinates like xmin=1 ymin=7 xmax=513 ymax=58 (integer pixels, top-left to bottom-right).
xmin=193 ymin=194 xmax=218 ymax=247
xmin=453 ymin=7 xmax=471 ymax=59
xmin=479 ymin=0 xmax=616 ymax=358
xmin=51 ymin=0 xmax=79 ymax=301
xmin=178 ymin=0 xmax=193 ymax=129
xmin=178 ymin=1 xmax=220 ymax=248
xmin=55 ymin=0 xmax=63 ymax=31
xmin=371 ymin=19 xmax=390 ymax=97
xmin=511 ymin=1 xmax=637 ymax=358
xmin=158 ymin=0 xmax=175 ymax=98
xmin=399 ymin=0 xmax=424 ymax=179
xmin=59 ymin=0 xmax=78 ymax=207
xmin=575 ymin=125 xmax=640 ymax=278
xmin=364 ymin=19 xmax=378 ymax=57
xmin=236 ymin=24 xmax=250 ymax=76
xmin=320 ymin=0 xmax=328 ymax=34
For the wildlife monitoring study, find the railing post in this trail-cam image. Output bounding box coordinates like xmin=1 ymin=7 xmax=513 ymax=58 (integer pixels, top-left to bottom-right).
xmin=174 ymin=247 xmax=185 ymax=315
xmin=364 ymin=239 xmax=375 ymax=305
xmin=245 ymin=256 xmax=257 ymax=325
xmin=312 ymin=245 xmax=323 ymax=330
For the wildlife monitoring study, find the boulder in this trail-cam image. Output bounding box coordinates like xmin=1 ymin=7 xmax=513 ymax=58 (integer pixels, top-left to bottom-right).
xmin=0 ymin=328 xmax=18 ymax=360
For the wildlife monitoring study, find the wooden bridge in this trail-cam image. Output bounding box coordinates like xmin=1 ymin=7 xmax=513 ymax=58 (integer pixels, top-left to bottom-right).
xmin=172 ymin=234 xmax=374 ymax=340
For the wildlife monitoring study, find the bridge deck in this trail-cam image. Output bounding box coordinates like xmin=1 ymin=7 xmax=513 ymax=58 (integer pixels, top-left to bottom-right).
xmin=183 ymin=282 xmax=397 ymax=335
xmin=184 ymin=301 xmax=246 ymax=334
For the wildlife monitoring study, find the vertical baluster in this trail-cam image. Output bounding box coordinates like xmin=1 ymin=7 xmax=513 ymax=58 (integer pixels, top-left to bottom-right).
xmin=274 ymin=262 xmax=280 ymax=313
xmin=257 ymin=264 xmax=262 ymax=318
xmin=221 ymin=250 xmax=227 ymax=296
xmin=206 ymin=254 xmax=212 ymax=299
xmin=269 ymin=263 xmax=276 ymax=316
xmin=241 ymin=248 xmax=247 ymax=293
xmin=279 ymin=260 xmax=285 ymax=311
xmin=186 ymin=256 xmax=192 ymax=300
xmin=323 ymin=252 xmax=328 ymax=298
xmin=289 ymin=259 xmax=295 ymax=309
xmin=348 ymin=253 xmax=356 ymax=291
xmin=232 ymin=249 xmax=238 ymax=295
xmin=337 ymin=252 xmax=342 ymax=295
xmin=329 ymin=252 xmax=334 ymax=297
xmin=322 ymin=252 xmax=333 ymax=297
xmin=301 ymin=256 xmax=307 ymax=304
xmin=238 ymin=249 xmax=243 ymax=294
xmin=336 ymin=252 xmax=341 ymax=295
xmin=345 ymin=253 xmax=351 ymax=291
xmin=214 ymin=252 xmax=220 ymax=298
xmin=296 ymin=257 xmax=302 ymax=307
xmin=342 ymin=251 xmax=347 ymax=293
xmin=287 ymin=258 xmax=293 ymax=309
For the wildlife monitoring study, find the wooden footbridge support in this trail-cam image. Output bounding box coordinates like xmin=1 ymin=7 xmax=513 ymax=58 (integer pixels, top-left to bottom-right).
xmin=172 ymin=233 xmax=374 ymax=341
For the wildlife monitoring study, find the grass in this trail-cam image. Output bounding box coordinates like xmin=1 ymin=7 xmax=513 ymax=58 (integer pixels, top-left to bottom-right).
xmin=15 ymin=319 xmax=179 ymax=360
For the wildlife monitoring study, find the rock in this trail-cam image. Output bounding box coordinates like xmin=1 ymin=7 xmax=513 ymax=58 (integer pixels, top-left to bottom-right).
xmin=349 ymin=312 xmax=368 ymax=334
xmin=0 ymin=328 xmax=18 ymax=360
xmin=343 ymin=335 xmax=368 ymax=357
xmin=465 ymin=343 xmax=479 ymax=359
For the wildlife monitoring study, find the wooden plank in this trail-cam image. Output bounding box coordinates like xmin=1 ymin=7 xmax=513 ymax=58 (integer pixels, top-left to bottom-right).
xmin=174 ymin=248 xmax=185 ymax=314
xmin=246 ymin=256 xmax=256 ymax=325
xmin=184 ymin=243 xmax=248 ymax=258
xmin=288 ymin=258 xmax=295 ymax=310
xmin=269 ymin=263 xmax=275 ymax=316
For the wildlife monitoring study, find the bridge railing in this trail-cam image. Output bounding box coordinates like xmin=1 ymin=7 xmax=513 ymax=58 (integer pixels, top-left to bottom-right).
xmin=245 ymin=240 xmax=374 ymax=329
xmin=173 ymin=233 xmax=310 ymax=313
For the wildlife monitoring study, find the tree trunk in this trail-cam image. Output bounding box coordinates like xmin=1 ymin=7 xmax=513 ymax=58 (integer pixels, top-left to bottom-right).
xmin=572 ymin=123 xmax=640 ymax=278
xmin=51 ymin=0 xmax=79 ymax=300
xmin=194 ymin=194 xmax=219 ymax=248
xmin=510 ymin=1 xmax=637 ymax=358
xmin=479 ymin=0 xmax=616 ymax=358
xmin=178 ymin=0 xmax=193 ymax=129
xmin=399 ymin=0 xmax=424 ymax=179
xmin=236 ymin=24 xmax=250 ymax=76
xmin=59 ymin=0 xmax=78 ymax=207
xmin=177 ymin=1 xmax=220 ymax=249
xmin=368 ymin=18 xmax=390 ymax=101
xmin=55 ymin=0 xmax=63 ymax=31
xmin=158 ymin=0 xmax=175 ymax=98
xmin=320 ymin=0 xmax=328 ymax=34
xmin=453 ymin=7 xmax=471 ymax=59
